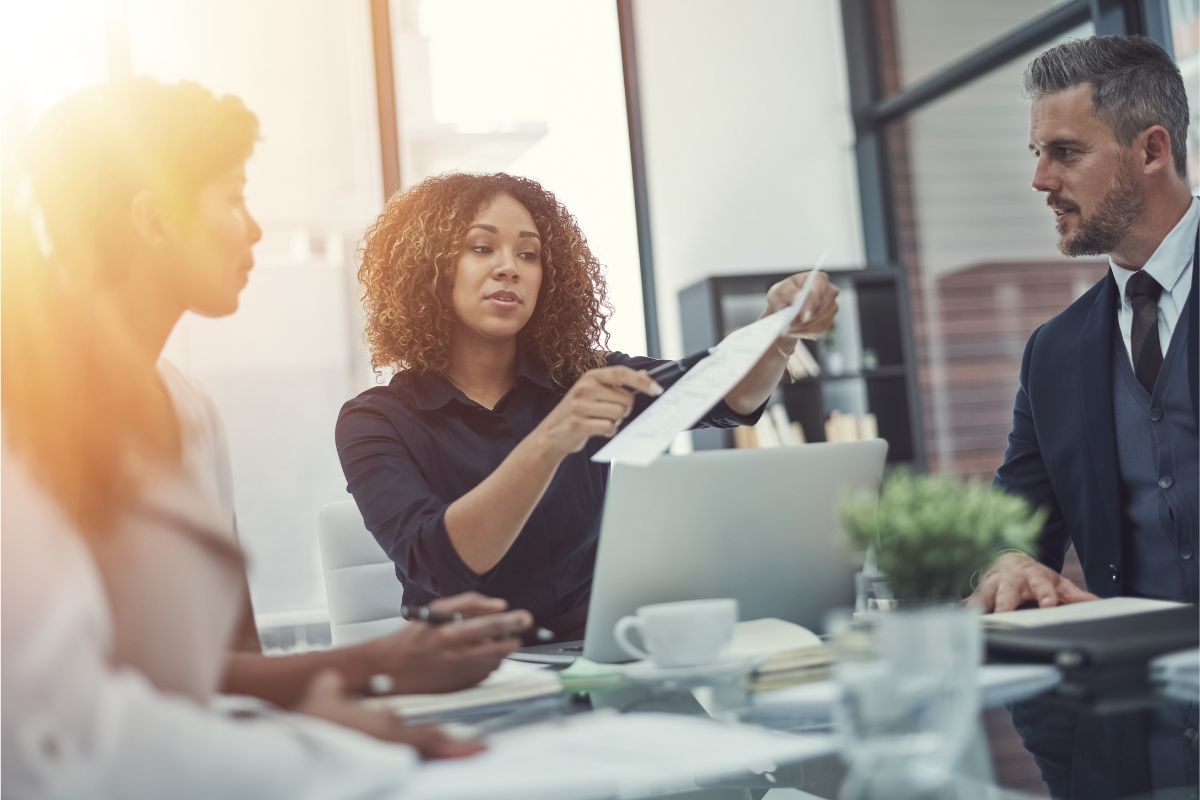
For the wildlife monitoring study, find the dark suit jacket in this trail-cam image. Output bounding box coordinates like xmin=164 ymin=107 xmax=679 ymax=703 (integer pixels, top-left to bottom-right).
xmin=995 ymin=230 xmax=1199 ymax=799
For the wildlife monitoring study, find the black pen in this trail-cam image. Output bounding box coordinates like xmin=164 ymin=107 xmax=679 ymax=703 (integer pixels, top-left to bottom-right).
xmin=641 ymin=347 xmax=716 ymax=391
xmin=400 ymin=605 xmax=555 ymax=642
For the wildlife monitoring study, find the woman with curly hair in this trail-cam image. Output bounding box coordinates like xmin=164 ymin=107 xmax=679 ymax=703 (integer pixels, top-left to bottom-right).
xmin=337 ymin=172 xmax=838 ymax=640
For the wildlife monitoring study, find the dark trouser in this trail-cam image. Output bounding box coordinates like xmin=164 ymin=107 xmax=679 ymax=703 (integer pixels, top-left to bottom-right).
xmin=1010 ymin=698 xmax=1199 ymax=800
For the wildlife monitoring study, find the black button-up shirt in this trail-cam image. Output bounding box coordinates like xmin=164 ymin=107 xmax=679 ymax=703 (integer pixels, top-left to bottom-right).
xmin=334 ymin=349 xmax=763 ymax=623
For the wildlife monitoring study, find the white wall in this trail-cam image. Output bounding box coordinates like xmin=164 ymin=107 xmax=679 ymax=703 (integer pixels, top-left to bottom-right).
xmin=632 ymin=0 xmax=864 ymax=359
xmin=133 ymin=0 xmax=386 ymax=615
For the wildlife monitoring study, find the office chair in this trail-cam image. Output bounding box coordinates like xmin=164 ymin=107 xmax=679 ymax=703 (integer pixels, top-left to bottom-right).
xmin=316 ymin=499 xmax=407 ymax=647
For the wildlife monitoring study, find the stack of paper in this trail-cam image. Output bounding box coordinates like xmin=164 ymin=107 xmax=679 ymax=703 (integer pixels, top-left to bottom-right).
xmin=1152 ymin=648 xmax=1200 ymax=703
xmin=364 ymin=660 xmax=562 ymax=720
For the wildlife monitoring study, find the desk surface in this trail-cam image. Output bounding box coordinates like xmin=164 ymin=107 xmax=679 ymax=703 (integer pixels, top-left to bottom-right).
xmin=392 ymin=662 xmax=1063 ymax=800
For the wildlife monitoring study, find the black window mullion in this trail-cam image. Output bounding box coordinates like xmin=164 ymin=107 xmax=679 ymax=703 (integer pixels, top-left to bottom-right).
xmin=841 ymin=0 xmax=897 ymax=266
xmin=868 ymin=0 xmax=1091 ymax=127
xmin=616 ymin=0 xmax=661 ymax=358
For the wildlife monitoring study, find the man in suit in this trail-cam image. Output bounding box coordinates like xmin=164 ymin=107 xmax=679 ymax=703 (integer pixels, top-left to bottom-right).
xmin=966 ymin=35 xmax=1198 ymax=800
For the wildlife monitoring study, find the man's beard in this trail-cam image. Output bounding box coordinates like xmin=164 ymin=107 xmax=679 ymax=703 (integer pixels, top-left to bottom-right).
xmin=1057 ymin=161 xmax=1143 ymax=257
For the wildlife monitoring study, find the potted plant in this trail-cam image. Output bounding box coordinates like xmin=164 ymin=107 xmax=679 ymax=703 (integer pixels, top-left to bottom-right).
xmin=833 ymin=471 xmax=1046 ymax=799
xmin=841 ymin=469 xmax=1045 ymax=604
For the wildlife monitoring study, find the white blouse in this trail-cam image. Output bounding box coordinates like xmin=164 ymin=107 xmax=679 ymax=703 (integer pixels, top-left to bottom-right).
xmin=0 ymin=366 xmax=420 ymax=798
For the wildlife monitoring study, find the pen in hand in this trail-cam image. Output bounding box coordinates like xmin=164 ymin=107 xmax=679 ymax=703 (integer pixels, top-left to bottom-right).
xmin=639 ymin=347 xmax=716 ymax=393
xmin=400 ymin=604 xmax=556 ymax=643
xmin=364 ymin=606 xmax=552 ymax=697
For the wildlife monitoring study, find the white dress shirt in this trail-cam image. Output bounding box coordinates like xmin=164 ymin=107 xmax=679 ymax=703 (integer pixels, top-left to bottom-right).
xmin=1108 ymin=197 xmax=1199 ymax=364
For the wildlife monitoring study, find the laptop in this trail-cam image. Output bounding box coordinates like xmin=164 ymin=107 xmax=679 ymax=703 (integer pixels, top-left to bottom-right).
xmin=514 ymin=439 xmax=888 ymax=664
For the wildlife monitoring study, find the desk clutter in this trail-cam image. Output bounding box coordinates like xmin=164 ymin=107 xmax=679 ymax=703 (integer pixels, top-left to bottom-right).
xmin=557 ymin=617 xmax=833 ymax=694
xmin=357 ymin=598 xmax=1197 ymax=799
xmin=364 ymin=616 xmax=836 ymax=726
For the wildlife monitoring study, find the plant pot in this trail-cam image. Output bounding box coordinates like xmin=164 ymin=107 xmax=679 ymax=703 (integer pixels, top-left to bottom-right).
xmin=832 ymin=604 xmax=983 ymax=799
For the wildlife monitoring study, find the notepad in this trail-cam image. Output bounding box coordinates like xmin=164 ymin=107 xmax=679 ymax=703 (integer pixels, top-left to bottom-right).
xmin=986 ymin=602 xmax=1198 ymax=669
xmin=983 ymin=597 xmax=1185 ymax=629
xmin=725 ymin=618 xmax=830 ymax=692
xmin=364 ymin=660 xmax=562 ymax=719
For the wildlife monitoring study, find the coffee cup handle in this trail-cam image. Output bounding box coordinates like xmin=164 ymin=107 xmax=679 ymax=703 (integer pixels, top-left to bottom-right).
xmin=614 ymin=616 xmax=652 ymax=661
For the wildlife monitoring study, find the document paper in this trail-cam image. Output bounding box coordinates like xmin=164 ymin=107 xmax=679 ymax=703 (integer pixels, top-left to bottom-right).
xmin=593 ymin=276 xmax=817 ymax=466
xmin=405 ymin=710 xmax=835 ymax=800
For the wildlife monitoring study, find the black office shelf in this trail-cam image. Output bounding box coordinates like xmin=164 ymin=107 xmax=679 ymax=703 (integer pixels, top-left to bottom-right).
xmin=678 ymin=267 xmax=923 ymax=467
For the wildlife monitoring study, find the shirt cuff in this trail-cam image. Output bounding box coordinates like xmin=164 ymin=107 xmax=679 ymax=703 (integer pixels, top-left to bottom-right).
xmin=700 ymin=397 xmax=769 ymax=429
xmin=415 ymin=506 xmax=490 ymax=595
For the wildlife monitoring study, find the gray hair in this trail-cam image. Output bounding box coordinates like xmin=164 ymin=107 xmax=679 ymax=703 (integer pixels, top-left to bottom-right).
xmin=1023 ymin=35 xmax=1189 ymax=178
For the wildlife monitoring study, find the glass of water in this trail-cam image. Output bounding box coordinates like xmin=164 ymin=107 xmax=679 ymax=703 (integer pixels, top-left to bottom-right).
xmin=828 ymin=605 xmax=983 ymax=800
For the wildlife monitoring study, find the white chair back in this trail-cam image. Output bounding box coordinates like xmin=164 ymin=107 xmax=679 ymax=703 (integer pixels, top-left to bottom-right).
xmin=317 ymin=499 xmax=407 ymax=647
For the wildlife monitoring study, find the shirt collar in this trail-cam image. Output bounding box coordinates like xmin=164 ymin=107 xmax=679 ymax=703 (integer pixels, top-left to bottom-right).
xmin=408 ymin=369 xmax=460 ymax=411
xmin=1108 ymin=196 xmax=1199 ymax=302
xmin=514 ymin=346 xmax=555 ymax=392
xmin=406 ymin=347 xmax=555 ymax=412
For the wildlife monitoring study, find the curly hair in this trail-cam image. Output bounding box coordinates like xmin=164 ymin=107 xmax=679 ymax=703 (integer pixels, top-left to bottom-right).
xmin=358 ymin=173 xmax=613 ymax=388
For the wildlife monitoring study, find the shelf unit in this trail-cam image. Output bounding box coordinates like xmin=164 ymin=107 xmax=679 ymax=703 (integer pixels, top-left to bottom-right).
xmin=678 ymin=268 xmax=924 ymax=467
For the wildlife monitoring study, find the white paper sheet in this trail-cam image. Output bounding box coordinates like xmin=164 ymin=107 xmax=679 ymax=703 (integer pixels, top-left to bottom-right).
xmin=403 ymin=710 xmax=835 ymax=800
xmin=592 ymin=275 xmax=818 ymax=466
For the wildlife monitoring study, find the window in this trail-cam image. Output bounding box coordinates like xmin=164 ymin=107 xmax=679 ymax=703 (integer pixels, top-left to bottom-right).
xmin=878 ymin=0 xmax=1072 ymax=90
xmin=1167 ymin=0 xmax=1200 ymax=191
xmin=3 ymin=1 xmax=647 ymax=629
xmin=389 ymin=0 xmax=646 ymax=356
xmin=125 ymin=0 xmax=386 ymax=622
xmin=884 ymin=23 xmax=1102 ymax=477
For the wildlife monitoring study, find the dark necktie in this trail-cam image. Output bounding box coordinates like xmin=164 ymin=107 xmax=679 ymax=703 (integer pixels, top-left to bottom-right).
xmin=1126 ymin=270 xmax=1163 ymax=394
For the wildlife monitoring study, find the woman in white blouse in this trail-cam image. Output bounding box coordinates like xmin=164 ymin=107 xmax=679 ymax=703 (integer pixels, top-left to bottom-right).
xmin=1 ymin=77 xmax=524 ymax=798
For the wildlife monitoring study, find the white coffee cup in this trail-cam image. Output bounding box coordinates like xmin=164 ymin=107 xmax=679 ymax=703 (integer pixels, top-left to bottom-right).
xmin=613 ymin=598 xmax=738 ymax=667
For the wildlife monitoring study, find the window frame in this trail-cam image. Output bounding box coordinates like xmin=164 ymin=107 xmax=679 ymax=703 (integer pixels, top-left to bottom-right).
xmin=839 ymin=0 xmax=1177 ymax=470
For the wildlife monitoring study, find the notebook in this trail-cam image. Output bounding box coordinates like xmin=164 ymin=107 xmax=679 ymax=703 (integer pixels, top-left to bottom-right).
xmin=984 ymin=597 xmax=1184 ymax=629
xmin=363 ymin=660 xmax=562 ymax=719
xmin=725 ymin=617 xmax=831 ymax=690
xmin=986 ymin=602 xmax=1198 ymax=669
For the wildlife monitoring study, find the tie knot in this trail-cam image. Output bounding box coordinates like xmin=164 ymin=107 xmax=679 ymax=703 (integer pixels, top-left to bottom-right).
xmin=1126 ymin=270 xmax=1163 ymax=301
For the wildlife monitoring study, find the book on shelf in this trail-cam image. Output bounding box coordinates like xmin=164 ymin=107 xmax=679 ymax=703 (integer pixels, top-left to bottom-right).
xmin=732 ymin=403 xmax=804 ymax=449
xmin=786 ymin=345 xmax=820 ymax=379
xmin=824 ymin=410 xmax=877 ymax=444
xmin=768 ymin=404 xmax=804 ymax=446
